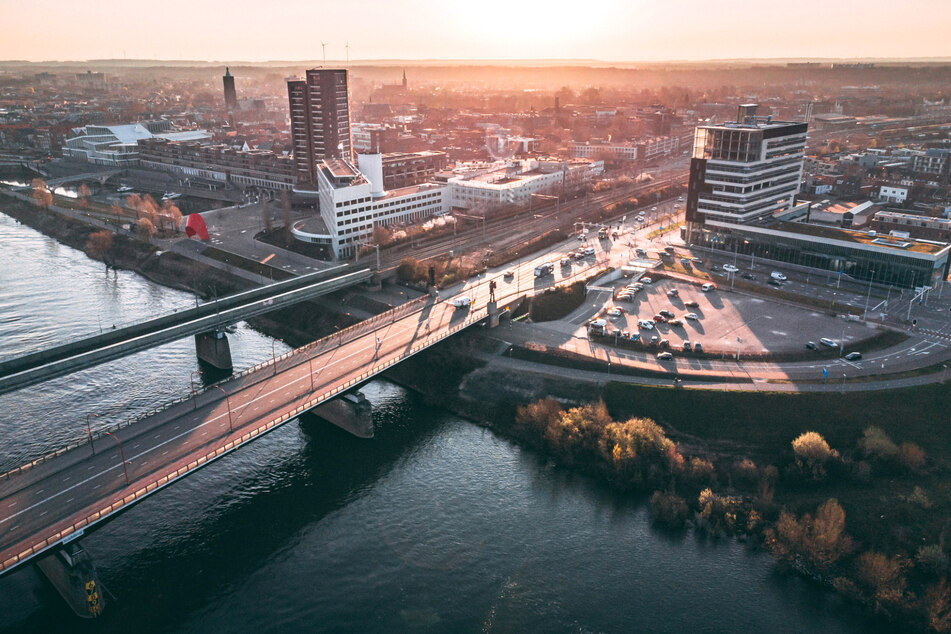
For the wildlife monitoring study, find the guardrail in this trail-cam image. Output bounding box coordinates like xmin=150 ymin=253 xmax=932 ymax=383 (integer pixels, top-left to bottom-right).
xmin=0 ymin=294 xmax=431 ymax=482
xmin=0 ymin=307 xmax=484 ymax=576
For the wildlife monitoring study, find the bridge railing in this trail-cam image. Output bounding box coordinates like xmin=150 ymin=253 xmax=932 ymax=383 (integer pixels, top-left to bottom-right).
xmin=0 ymin=294 xmax=433 ymax=482
xmin=0 ymin=309 xmax=486 ymax=576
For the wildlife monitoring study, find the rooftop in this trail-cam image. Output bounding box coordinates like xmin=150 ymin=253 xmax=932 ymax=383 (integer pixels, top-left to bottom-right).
xmin=771 ymin=220 xmax=948 ymax=255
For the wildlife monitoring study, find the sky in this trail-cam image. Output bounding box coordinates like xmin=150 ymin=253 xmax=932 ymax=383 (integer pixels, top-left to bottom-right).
xmin=1 ymin=0 xmax=950 ymax=62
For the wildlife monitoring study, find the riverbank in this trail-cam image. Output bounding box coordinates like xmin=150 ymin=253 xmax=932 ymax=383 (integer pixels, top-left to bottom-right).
xmin=384 ymin=335 xmax=951 ymax=632
xmin=0 ymin=195 xmax=362 ymax=345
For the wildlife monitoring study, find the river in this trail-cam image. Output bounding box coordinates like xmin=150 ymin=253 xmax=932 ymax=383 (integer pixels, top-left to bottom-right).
xmin=0 ymin=209 xmax=887 ymax=632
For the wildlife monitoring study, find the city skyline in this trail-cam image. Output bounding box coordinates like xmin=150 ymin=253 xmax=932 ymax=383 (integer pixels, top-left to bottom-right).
xmin=2 ymin=0 xmax=950 ymax=63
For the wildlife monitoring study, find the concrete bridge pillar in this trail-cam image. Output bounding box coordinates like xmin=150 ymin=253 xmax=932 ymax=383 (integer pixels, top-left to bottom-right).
xmin=365 ymin=274 xmax=383 ymax=291
xmin=310 ymin=391 xmax=373 ymax=438
xmin=195 ymin=329 xmax=233 ymax=370
xmin=487 ymin=300 xmax=500 ymax=328
xmin=35 ymin=541 xmax=106 ymax=618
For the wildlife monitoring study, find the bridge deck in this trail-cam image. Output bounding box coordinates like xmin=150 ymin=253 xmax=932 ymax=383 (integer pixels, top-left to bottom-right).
xmin=0 ymin=288 xmax=491 ymax=576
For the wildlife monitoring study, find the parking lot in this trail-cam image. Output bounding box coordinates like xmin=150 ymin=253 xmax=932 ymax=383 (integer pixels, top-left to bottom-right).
xmin=593 ymin=274 xmax=878 ymax=357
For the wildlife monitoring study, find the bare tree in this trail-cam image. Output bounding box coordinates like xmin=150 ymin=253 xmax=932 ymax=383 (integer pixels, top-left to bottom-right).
xmin=136 ymin=217 xmax=156 ymax=239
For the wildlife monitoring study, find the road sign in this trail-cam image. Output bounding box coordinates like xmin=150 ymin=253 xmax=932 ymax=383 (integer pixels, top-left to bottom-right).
xmin=822 ymin=367 xmax=828 ymax=379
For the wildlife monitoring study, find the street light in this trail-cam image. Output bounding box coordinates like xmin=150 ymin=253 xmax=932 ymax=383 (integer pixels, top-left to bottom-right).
xmin=86 ymin=413 xmax=98 ymax=454
xmin=189 ymin=370 xmax=202 ymax=409
xmin=215 ymin=386 xmax=233 ymax=433
xmin=105 ymin=432 xmax=129 ymax=485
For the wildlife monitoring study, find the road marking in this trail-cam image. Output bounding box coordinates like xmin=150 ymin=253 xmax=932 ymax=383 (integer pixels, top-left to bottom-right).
xmin=66 ymin=497 xmax=74 ymax=503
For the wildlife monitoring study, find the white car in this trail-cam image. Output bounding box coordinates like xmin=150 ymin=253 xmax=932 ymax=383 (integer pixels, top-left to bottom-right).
xmin=684 ymin=312 xmax=699 ymax=320
xmin=701 ymin=283 xmax=716 ymax=292
xmin=819 ymin=337 xmax=837 ymax=347
xmin=641 ymin=277 xmax=653 ymax=284
xmin=606 ymin=307 xmax=623 ymax=317
xmin=771 ymin=271 xmax=787 ymax=281
xmin=452 ymin=296 xmax=472 ymax=309
xmin=637 ymin=319 xmax=655 ymax=330
xmin=583 ymin=247 xmax=596 ymax=256
xmin=722 ymin=264 xmax=739 ymax=273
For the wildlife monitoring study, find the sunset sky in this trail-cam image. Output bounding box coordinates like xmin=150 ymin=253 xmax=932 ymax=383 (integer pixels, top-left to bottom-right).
xmin=1 ymin=0 xmax=949 ymax=62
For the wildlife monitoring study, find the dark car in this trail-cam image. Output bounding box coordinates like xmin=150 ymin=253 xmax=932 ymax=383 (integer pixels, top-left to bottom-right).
xmin=845 ymin=352 xmax=863 ymax=361
xmin=684 ymin=300 xmax=700 ymax=308
xmin=680 ymin=258 xmax=691 ymax=266
xmin=693 ymin=342 xmax=703 ymax=353
xmin=710 ymin=265 xmax=721 ymax=272
xmin=742 ymin=272 xmax=756 ymax=280
xmin=682 ymin=341 xmax=692 ymax=351
xmin=806 ymin=341 xmax=818 ymax=350
xmin=659 ymin=309 xmax=675 ymax=319
xmin=768 ymin=279 xmax=782 ymax=287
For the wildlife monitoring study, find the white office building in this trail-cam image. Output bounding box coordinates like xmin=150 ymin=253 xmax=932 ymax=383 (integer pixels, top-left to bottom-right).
xmin=292 ymin=152 xmax=448 ymax=259
xmin=447 ymin=158 xmax=602 ymax=210
xmin=685 ymin=104 xmax=807 ymax=240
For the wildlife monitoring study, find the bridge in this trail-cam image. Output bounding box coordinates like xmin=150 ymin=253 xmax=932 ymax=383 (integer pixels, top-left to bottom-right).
xmin=0 ymin=267 xmax=374 ymax=395
xmin=43 ymin=169 xmax=124 ymax=188
xmin=0 ymin=277 xmax=505 ymax=580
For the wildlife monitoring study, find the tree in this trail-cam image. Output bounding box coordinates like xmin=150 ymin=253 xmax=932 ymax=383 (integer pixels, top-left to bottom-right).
xmin=31 ymin=178 xmax=52 ymax=209
xmin=159 ymin=201 xmax=182 ymax=233
xmin=856 ymin=551 xmax=906 ymax=607
xmin=858 ymin=426 xmax=898 ymax=461
xmin=110 ymin=202 xmax=124 ymax=226
xmin=136 ymin=217 xmax=156 ymax=239
xmin=77 ymin=183 xmax=91 ymax=209
xmin=766 ymin=498 xmax=852 ymax=571
xmin=791 ymin=431 xmax=839 ymax=478
xmin=85 ymin=230 xmax=113 ymax=268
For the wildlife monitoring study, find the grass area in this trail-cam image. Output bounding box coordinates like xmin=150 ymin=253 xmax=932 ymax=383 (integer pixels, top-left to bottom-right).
xmin=603 ymin=380 xmax=951 ymax=463
xmin=485 ymin=229 xmax=568 ymax=268
xmin=770 ymin=361 xmax=948 ymax=385
xmin=646 ymin=219 xmax=684 ymax=240
xmin=529 ymin=280 xmax=586 ymax=322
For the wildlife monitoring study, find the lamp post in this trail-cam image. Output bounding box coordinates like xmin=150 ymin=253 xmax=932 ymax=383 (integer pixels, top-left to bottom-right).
xmin=105 ymin=432 xmax=129 ymax=485
xmin=189 ymin=370 xmax=202 ymax=409
xmin=215 ymin=386 xmax=233 ymax=433
xmin=863 ymin=270 xmax=875 ymax=320
xmin=86 ymin=413 xmax=98 ymax=454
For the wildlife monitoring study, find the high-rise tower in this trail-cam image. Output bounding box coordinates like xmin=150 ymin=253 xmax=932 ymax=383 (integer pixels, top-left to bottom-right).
xmin=287 ymin=68 xmax=352 ymax=184
xmin=222 ymin=67 xmax=237 ymax=112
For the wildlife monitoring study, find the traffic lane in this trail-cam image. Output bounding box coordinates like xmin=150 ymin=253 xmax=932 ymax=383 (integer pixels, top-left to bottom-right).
xmin=0 ymin=299 xmax=472 ymax=561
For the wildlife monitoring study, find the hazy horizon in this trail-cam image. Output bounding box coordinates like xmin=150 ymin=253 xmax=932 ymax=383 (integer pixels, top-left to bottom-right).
xmin=2 ymin=0 xmax=950 ymax=63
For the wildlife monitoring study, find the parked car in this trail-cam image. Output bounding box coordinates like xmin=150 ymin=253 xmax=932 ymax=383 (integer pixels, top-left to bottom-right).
xmin=606 ymin=307 xmax=623 ymax=317
xmin=819 ymin=337 xmax=837 ymax=347
xmin=722 ymin=263 xmax=738 ymax=273
xmin=653 ymin=314 xmax=667 ymax=323
xmin=635 ymin=248 xmax=647 ymax=257
xmin=664 ymin=246 xmax=675 ymax=254
xmin=629 ymin=332 xmax=641 ymax=342
xmin=692 ymin=257 xmax=704 ymax=265
xmin=667 ymin=288 xmax=679 ymax=297
xmin=710 ymin=265 xmax=721 ymax=272
xmin=641 ymin=277 xmax=653 ymax=284
xmin=845 ymin=352 xmax=863 ymax=361
xmin=684 ymin=312 xmax=699 ymax=320
xmin=682 ymin=341 xmax=692 ymax=351
xmin=660 ymin=339 xmax=670 ymax=349
xmin=693 ymin=342 xmax=703 ymax=353
xmin=684 ymin=300 xmax=700 ymax=308
xmin=701 ymin=283 xmax=716 ymax=292
xmin=637 ymin=319 xmax=655 ymax=330
xmin=659 ymin=309 xmax=675 ymax=319
xmin=650 ymin=335 xmax=659 ymax=344
xmin=771 ymin=271 xmax=787 ymax=281
xmin=656 ymin=351 xmax=673 ymax=361
xmin=680 ymin=258 xmax=692 ymax=266
xmin=805 ymin=341 xmax=818 ymax=350
xmin=667 ymin=318 xmax=683 ymax=327
xmin=452 ymin=296 xmax=472 ymax=309
xmin=503 ymin=270 xmax=515 ymax=279
xmin=583 ymin=247 xmax=596 ymax=256
xmin=560 ymin=258 xmax=571 ymax=267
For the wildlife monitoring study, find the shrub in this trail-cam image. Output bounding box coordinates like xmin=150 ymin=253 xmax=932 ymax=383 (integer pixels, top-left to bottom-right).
xmin=515 ymin=398 xmax=563 ymax=435
xmin=791 ymin=431 xmax=839 ymax=478
xmin=732 ymin=458 xmax=759 ymax=485
xmin=686 ymin=456 xmax=715 ymax=486
xmin=907 ymin=486 xmax=933 ymax=509
xmin=649 ymin=490 xmax=689 ymax=529
xmin=924 ymin=579 xmax=951 ymax=632
xmin=766 ymin=498 xmax=852 ymax=571
xmin=697 ymin=488 xmax=740 ymax=535
xmin=545 ymin=401 xmax=612 ymax=461
xmin=898 ymin=442 xmax=927 ymax=472
xmin=857 ymin=426 xmax=899 ymax=461
xmin=597 ymin=415 xmax=683 ymax=486
xmin=855 ymin=551 xmax=906 ymax=606
xmin=916 ymin=544 xmax=949 ymax=575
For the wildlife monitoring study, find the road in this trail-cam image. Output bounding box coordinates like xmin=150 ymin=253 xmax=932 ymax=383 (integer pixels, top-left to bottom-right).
xmin=0 ymin=240 xmax=601 ymax=576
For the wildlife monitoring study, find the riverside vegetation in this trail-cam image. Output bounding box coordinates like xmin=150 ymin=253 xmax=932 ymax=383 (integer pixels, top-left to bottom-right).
xmin=510 ymin=393 xmax=951 ymax=632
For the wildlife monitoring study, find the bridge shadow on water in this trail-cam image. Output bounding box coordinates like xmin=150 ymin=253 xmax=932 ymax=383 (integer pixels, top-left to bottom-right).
xmin=0 ymin=383 xmax=450 ymax=634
